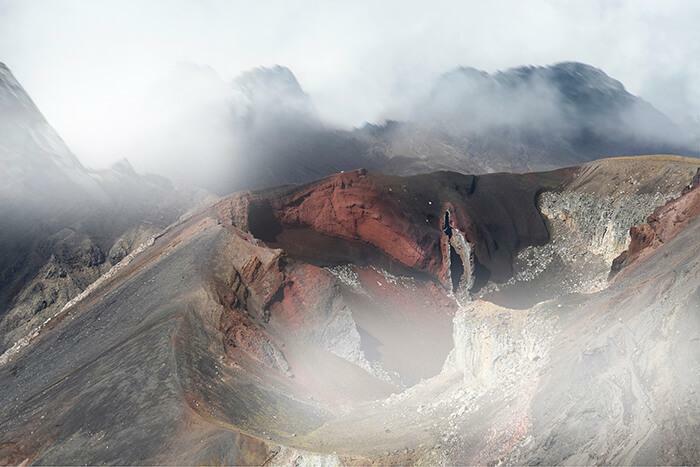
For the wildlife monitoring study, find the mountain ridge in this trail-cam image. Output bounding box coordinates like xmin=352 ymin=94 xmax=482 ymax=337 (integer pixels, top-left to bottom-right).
xmin=182 ymin=61 xmax=698 ymax=194
xmin=0 ymin=64 xmax=208 ymax=354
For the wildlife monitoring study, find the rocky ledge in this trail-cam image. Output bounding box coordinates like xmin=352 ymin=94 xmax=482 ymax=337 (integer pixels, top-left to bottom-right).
xmin=611 ymin=168 xmax=700 ymax=276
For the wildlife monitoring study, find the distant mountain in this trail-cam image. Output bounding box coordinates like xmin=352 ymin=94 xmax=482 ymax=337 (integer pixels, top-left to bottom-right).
xmin=4 ymin=60 xmax=689 ymax=198
xmin=356 ymin=62 xmax=696 ymax=174
xmin=207 ymin=65 xmax=385 ymax=194
xmin=0 ymin=63 xmax=103 ymax=210
xmin=0 ymin=63 xmax=206 ymax=353
xmin=197 ymin=62 xmax=697 ymax=194
xmin=231 ymin=65 xmax=317 ymax=126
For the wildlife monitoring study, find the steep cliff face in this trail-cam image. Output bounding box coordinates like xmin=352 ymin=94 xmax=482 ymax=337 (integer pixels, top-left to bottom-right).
xmin=0 ymin=63 xmax=99 ymax=204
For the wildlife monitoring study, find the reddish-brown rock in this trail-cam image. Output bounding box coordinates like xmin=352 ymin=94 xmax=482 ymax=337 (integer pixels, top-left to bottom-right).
xmin=270 ymin=170 xmax=441 ymax=274
xmin=268 ymin=263 xmax=340 ymax=331
xmin=612 ymin=168 xmax=700 ymax=276
xmin=214 ymin=168 xmax=569 ymax=291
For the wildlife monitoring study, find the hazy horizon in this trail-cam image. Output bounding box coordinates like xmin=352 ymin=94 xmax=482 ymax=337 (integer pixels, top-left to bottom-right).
xmin=1 ymin=0 xmax=699 ymax=171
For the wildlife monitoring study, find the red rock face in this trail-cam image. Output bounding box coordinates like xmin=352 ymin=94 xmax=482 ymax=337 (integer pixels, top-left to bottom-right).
xmin=612 ymin=168 xmax=700 ymax=276
xmin=212 ymin=226 xmax=286 ymax=319
xmin=268 ymin=263 xmax=339 ymax=331
xmin=270 ymin=170 xmax=442 ymax=275
xmin=219 ymin=303 xmax=290 ymax=374
xmin=214 ymin=168 xmax=568 ymax=291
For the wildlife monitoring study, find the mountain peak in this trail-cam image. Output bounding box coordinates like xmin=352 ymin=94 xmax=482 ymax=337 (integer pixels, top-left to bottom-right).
xmin=0 ymin=62 xmax=33 ymax=107
xmin=231 ymin=65 xmax=316 ymax=126
xmin=234 ymin=65 xmax=303 ymax=92
xmin=537 ymin=61 xmax=626 ymax=93
xmin=110 ymin=158 xmax=137 ymax=176
xmin=233 ymin=65 xmax=311 ymax=107
xmin=422 ymin=61 xmax=689 ymax=146
xmin=0 ymin=61 xmax=98 ymax=201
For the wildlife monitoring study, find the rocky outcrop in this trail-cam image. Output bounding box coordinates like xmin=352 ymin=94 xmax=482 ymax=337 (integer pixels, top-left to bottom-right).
xmin=688 ymin=167 xmax=700 ymax=191
xmin=539 ymin=191 xmax=668 ymax=264
xmin=108 ymin=224 xmax=161 ymax=265
xmin=0 ymin=229 xmax=110 ymax=353
xmin=212 ymin=231 xmax=290 ymax=374
xmin=478 ymin=156 xmax=700 ymax=306
xmin=220 ymin=307 xmax=290 ymax=374
xmin=440 ymin=212 xmax=475 ymax=301
xmin=611 ymin=167 xmax=700 ymax=276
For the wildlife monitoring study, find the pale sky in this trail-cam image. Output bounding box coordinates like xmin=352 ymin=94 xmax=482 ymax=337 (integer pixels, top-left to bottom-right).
xmin=1 ymin=0 xmax=698 ymax=169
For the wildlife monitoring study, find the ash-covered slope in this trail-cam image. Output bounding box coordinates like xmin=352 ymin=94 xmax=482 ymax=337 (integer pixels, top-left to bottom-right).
xmin=1 ymin=155 xmax=699 ymax=465
xmin=0 ymin=63 xmax=206 ymax=355
xmin=439 ymin=160 xmax=700 ymax=464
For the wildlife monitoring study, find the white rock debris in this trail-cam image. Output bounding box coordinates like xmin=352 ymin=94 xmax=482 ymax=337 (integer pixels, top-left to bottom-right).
xmin=325 ymin=264 xmax=368 ymax=296
xmin=266 ymin=446 xmax=342 ymax=467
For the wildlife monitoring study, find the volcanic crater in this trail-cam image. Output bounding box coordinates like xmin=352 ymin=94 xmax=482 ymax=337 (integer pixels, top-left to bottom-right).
xmin=1 ymin=156 xmax=700 ymax=465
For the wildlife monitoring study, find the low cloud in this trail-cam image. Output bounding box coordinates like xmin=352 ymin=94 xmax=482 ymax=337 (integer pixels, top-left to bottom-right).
xmin=0 ymin=0 xmax=698 ymax=172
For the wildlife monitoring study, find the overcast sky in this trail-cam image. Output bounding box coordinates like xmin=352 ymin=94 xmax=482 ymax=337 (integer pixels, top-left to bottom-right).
xmin=0 ymin=0 xmax=698 ymax=169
